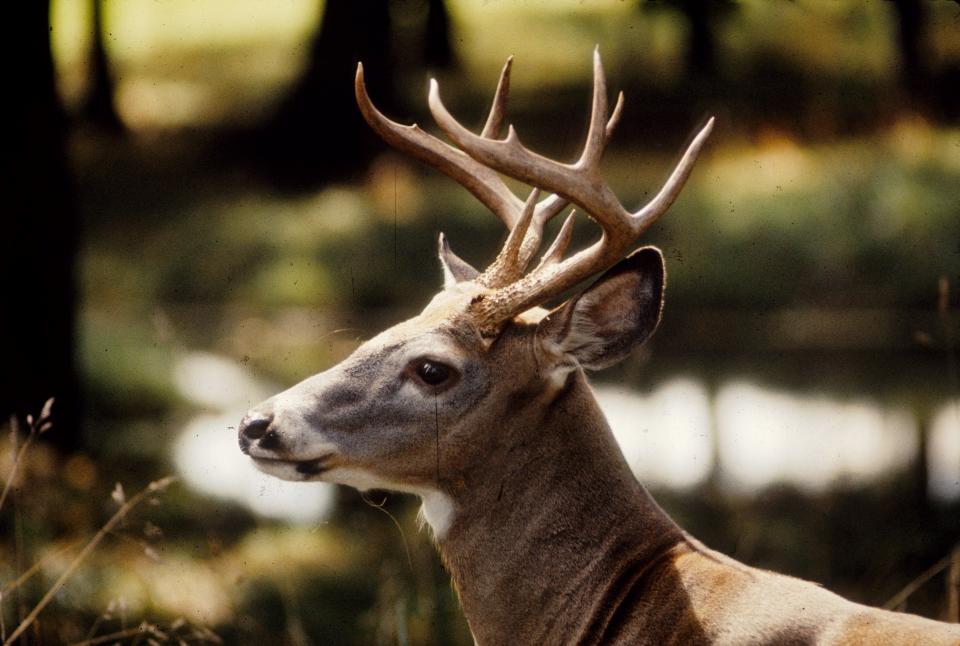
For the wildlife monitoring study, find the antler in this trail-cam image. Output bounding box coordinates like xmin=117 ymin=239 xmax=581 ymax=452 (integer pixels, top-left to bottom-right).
xmin=357 ymin=48 xmax=713 ymax=336
xmin=356 ymin=58 xmax=622 ymax=283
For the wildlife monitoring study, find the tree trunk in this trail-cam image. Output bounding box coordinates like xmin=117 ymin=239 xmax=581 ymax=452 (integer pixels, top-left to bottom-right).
xmin=677 ymin=0 xmax=718 ymax=80
xmin=4 ymin=1 xmax=81 ymax=451
xmin=890 ymin=0 xmax=927 ymax=94
xmin=639 ymin=0 xmax=726 ymax=81
xmin=424 ymin=0 xmax=455 ymax=70
xmin=83 ymin=0 xmax=123 ymax=131
xmin=255 ymin=0 xmax=394 ymax=187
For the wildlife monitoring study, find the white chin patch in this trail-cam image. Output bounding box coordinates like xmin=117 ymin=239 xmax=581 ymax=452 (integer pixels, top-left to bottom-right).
xmin=250 ymin=458 xmax=322 ymax=482
xmin=323 ymin=466 xmax=399 ymax=491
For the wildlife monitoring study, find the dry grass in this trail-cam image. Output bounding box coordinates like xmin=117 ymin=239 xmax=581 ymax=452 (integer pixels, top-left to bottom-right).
xmin=0 ymin=402 xmax=220 ymax=645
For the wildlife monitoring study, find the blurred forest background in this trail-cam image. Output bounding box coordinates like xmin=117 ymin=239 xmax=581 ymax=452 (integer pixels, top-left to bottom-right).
xmin=2 ymin=1 xmax=959 ymax=644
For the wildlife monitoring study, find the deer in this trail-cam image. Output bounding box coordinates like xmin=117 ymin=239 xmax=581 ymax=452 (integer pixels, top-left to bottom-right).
xmin=238 ymin=50 xmax=960 ymax=645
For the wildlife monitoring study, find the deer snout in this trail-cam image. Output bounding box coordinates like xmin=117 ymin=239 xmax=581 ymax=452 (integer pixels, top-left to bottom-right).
xmin=240 ymin=412 xmax=272 ymax=439
xmin=238 ymin=410 xmax=282 ymax=453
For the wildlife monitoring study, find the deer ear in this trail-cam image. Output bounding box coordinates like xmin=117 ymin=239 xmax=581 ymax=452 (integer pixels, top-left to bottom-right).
xmin=438 ymin=233 xmax=480 ymax=287
xmin=538 ymin=247 xmax=665 ymax=371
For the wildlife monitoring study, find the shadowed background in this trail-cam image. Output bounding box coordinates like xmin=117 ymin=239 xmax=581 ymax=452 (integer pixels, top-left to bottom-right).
xmin=2 ymin=1 xmax=959 ymax=644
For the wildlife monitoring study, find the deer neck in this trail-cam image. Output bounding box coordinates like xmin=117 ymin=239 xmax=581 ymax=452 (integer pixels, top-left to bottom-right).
xmin=433 ymin=370 xmax=683 ymax=645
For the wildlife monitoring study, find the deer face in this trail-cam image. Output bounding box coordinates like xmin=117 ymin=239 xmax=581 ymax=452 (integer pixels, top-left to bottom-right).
xmin=238 ymin=282 xmax=498 ymax=493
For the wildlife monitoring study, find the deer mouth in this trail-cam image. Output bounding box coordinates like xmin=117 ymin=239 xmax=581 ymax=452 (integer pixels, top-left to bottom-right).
xmin=250 ymin=454 xmax=335 ymax=478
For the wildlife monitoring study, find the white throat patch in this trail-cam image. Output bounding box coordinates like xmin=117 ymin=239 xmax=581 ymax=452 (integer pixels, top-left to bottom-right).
xmin=418 ymin=490 xmax=456 ymax=539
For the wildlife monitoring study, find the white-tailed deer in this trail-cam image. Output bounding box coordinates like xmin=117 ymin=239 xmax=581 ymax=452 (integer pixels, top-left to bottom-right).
xmin=239 ymin=51 xmax=960 ymax=645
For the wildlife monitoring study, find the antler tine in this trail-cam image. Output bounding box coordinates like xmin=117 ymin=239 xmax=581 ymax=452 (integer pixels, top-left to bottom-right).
xmin=356 ymin=62 xmax=525 ymax=227
xmin=508 ymin=51 xmax=621 ymax=270
xmin=607 ymin=91 xmax=624 ymax=141
xmin=516 ymin=91 xmax=622 ymax=269
xmin=536 ymin=211 xmax=576 ymax=269
xmin=478 ymin=187 xmax=540 ymax=287
xmin=578 ymin=47 xmax=609 ymax=168
xmin=481 ymin=56 xmax=513 ymax=139
xmin=633 ymin=116 xmax=715 ymax=230
xmin=479 ymin=55 xmax=570 ymax=249
xmin=578 ymin=50 xmax=626 ymax=164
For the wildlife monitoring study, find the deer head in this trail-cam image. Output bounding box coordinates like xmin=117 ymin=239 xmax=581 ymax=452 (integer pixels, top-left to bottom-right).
xmin=238 ymin=49 xmax=712 ymax=537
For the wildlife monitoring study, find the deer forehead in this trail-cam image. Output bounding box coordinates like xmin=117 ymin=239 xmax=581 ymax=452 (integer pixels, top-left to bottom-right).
xmin=356 ymin=330 xmax=468 ymax=369
xmin=365 ymin=282 xmax=549 ymax=351
xmin=359 ymin=283 xmax=487 ymax=354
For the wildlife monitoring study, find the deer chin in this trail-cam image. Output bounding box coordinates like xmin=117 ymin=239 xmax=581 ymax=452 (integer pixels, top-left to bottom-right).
xmin=321 ymin=467 xmax=457 ymax=539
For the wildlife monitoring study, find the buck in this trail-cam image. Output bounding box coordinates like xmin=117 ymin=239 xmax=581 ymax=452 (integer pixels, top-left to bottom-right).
xmin=238 ymin=51 xmax=960 ymax=645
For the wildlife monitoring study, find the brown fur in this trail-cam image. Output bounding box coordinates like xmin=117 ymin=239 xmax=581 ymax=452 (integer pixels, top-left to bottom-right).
xmin=435 ymin=364 xmax=959 ymax=645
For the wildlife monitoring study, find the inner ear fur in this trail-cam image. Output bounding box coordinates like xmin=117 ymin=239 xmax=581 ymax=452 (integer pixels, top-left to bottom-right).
xmin=537 ymin=246 xmax=665 ymax=371
xmin=438 ymin=233 xmax=480 ymax=287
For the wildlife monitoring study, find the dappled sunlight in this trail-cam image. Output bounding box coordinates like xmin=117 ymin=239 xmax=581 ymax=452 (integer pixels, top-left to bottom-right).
xmin=201 ymin=187 xmax=373 ymax=253
xmin=52 ymin=0 xmax=318 ymax=127
xmin=97 ymin=528 xmax=356 ymax=627
xmin=171 ymin=352 xmax=335 ymax=524
xmin=140 ymin=557 xmax=231 ymax=624
xmin=716 ymin=381 xmax=917 ymax=493
xmin=722 ymin=2 xmax=895 ymax=81
xmin=702 ymin=136 xmax=823 ymax=235
xmin=881 ymin=117 xmax=960 ymax=174
xmin=112 ymin=55 xmax=305 ymax=129
xmin=453 ymin=0 xmax=654 ymax=91
xmin=887 ymin=114 xmax=938 ymax=164
xmin=283 ymin=187 xmax=375 ymax=245
xmin=50 ymin=0 xmax=92 ymax=105
xmin=367 ymin=155 xmax=425 ymax=223
xmin=929 ymin=401 xmax=960 ymax=502
xmin=101 ymin=0 xmax=318 ymax=53
xmin=246 ymin=256 xmax=333 ymax=308
xmin=229 ymin=526 xmax=355 ymax=576
xmin=227 ymin=310 xmax=352 ymax=373
xmin=116 ymin=78 xmax=225 ymax=129
xmin=102 ymin=550 xmax=234 ymax=625
xmin=597 ymin=380 xmax=713 ymax=489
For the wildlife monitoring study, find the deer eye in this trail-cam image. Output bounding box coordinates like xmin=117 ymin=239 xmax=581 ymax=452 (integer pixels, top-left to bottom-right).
xmin=413 ymin=360 xmax=454 ymax=386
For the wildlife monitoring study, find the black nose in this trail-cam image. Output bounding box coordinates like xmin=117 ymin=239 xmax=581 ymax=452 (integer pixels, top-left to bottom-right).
xmin=240 ymin=412 xmax=273 ymax=440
